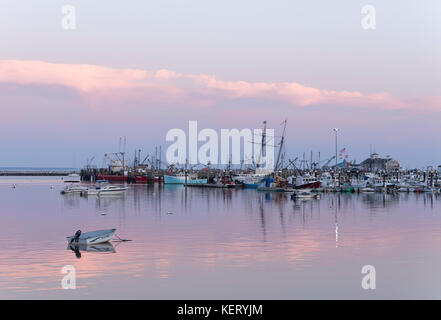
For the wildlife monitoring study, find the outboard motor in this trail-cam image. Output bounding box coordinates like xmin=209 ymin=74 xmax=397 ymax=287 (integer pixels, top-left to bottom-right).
xmin=70 ymin=230 xmax=82 ymax=243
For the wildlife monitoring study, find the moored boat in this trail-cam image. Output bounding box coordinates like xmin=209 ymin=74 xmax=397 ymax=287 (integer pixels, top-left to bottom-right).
xmin=85 ymin=180 xmax=109 ymax=195
xmin=164 ymin=174 xmax=207 ymax=184
xmin=97 ymin=185 xmax=127 ymax=195
xmin=96 ymin=173 xmax=127 ymax=182
xmin=63 ymin=173 xmax=81 ymax=183
xmin=294 ymin=174 xmax=321 ymax=189
xmin=67 ymin=229 xmax=116 ymax=245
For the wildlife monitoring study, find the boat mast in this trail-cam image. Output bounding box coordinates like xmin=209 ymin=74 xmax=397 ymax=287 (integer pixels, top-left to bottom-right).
xmin=256 ymin=120 xmax=267 ymax=169
xmin=274 ymin=119 xmax=287 ymax=172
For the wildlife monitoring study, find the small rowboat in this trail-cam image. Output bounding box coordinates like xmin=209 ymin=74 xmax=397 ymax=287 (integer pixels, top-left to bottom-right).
xmin=67 ymin=229 xmax=116 ymax=245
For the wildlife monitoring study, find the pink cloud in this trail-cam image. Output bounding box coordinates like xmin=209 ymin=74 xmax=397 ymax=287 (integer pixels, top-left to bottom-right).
xmin=0 ymin=59 xmax=439 ymax=113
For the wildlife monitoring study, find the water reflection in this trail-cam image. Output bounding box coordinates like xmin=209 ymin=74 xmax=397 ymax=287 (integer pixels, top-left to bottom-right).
xmin=3 ymin=177 xmax=441 ymax=298
xmin=62 ymin=193 xmax=82 ymax=208
xmin=68 ymin=242 xmax=116 ymax=259
xmin=92 ymin=194 xmax=126 ymax=216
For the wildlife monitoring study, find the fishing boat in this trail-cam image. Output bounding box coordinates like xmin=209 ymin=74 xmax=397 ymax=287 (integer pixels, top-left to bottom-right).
xmin=60 ymin=185 xmax=88 ymax=194
xmin=96 ymin=173 xmax=127 ymax=182
xmin=341 ymin=183 xmax=355 ymax=193
xmin=133 ymin=175 xmax=148 ymax=183
xmin=242 ymin=175 xmax=264 ymax=188
xmin=164 ymin=173 xmax=207 ymax=184
xmin=243 ymin=182 xmax=262 ymax=189
xmin=294 ymin=174 xmax=321 ymax=189
xmin=360 ymin=187 xmax=375 ymax=193
xmin=232 ymin=174 xmax=249 ymax=184
xmin=67 ymin=229 xmax=116 ymax=245
xmin=351 ymin=179 xmax=367 ymax=189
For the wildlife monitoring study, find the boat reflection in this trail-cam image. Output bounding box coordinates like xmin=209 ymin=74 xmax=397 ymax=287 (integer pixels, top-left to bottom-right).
xmin=67 ymin=242 xmax=116 ymax=259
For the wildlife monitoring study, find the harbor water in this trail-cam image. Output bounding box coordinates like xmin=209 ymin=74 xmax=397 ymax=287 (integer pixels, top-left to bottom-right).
xmin=1 ymin=176 xmax=441 ymax=299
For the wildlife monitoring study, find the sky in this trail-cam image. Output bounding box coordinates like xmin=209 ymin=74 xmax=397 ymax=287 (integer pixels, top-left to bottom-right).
xmin=0 ymin=0 xmax=440 ymax=168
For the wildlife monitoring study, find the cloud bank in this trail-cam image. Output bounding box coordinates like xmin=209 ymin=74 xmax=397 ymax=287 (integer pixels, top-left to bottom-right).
xmin=1 ymin=60 xmax=439 ymax=112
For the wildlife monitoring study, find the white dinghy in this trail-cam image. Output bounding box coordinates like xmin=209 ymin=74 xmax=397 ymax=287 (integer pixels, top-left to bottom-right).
xmin=67 ymin=229 xmax=116 ymax=245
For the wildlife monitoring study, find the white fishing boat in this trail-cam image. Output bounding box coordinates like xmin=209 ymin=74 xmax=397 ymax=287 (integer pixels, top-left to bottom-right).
xmin=60 ymin=185 xmax=88 ymax=194
xmin=67 ymin=229 xmax=116 ymax=245
xmin=360 ymin=187 xmax=375 ymax=193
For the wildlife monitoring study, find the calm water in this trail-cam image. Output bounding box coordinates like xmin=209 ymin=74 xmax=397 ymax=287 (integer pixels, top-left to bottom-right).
xmin=1 ymin=176 xmax=441 ymax=299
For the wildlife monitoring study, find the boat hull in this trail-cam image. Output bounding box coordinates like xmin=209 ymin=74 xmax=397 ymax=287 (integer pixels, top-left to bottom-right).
xmin=96 ymin=174 xmax=127 ymax=182
xmin=294 ymin=181 xmax=321 ymax=189
xmin=98 ymin=187 xmax=127 ymax=195
xmin=134 ymin=175 xmax=148 ymax=183
xmin=164 ymin=175 xmax=207 ymax=184
xmin=244 ymin=183 xmax=261 ymax=189
xmin=67 ymin=229 xmax=116 ymax=245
